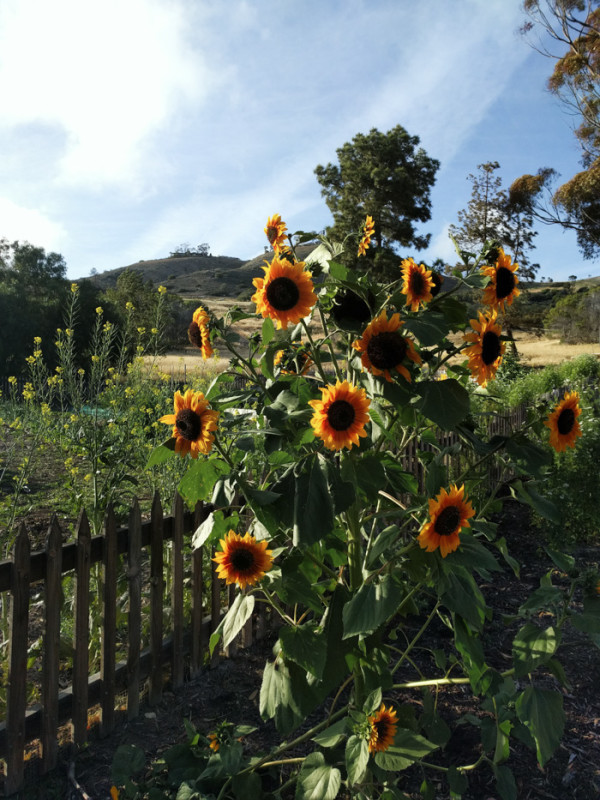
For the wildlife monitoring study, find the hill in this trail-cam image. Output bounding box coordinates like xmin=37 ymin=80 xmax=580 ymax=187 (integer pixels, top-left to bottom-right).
xmin=88 ymin=245 xmax=321 ymax=299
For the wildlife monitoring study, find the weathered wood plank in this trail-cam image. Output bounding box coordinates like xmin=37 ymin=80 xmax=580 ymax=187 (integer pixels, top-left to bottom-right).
xmin=41 ymin=517 xmax=62 ymax=774
xmin=171 ymin=494 xmax=184 ymax=689
xmin=72 ymin=510 xmax=91 ymax=748
xmin=101 ymin=505 xmax=118 ymax=737
xmin=5 ymin=527 xmax=30 ymax=796
xmin=191 ymin=502 xmax=208 ymax=677
xmin=127 ymin=499 xmax=142 ymax=720
xmin=149 ymin=492 xmax=164 ymax=705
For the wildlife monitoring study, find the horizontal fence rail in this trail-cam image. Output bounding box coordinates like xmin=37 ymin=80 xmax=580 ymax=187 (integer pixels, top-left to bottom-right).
xmin=0 ymin=404 xmax=527 ymax=795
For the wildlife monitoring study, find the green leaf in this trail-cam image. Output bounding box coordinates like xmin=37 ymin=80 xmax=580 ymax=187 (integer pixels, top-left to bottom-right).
xmin=447 ymin=765 xmax=468 ymax=797
xmin=403 ymin=312 xmax=450 ymax=346
xmin=375 ymin=730 xmax=438 ymax=771
xmin=262 ymin=316 xmax=275 ymax=346
xmin=280 ymin=624 xmax=327 ymax=679
xmin=146 ymin=437 xmax=176 ymax=467
xmin=312 ymin=718 xmax=348 ymax=748
xmin=178 ymin=458 xmax=230 ymax=506
xmin=513 ymin=481 xmax=559 ymax=523
xmin=449 ymin=534 xmax=502 ymax=578
xmin=571 ymin=595 xmax=600 ymax=634
xmin=343 ymin=574 xmax=405 ymax=638
xmin=505 ymin=435 xmax=551 ymax=478
xmin=259 ymin=660 xmax=302 ymax=734
xmin=515 ymin=687 xmax=565 ymax=766
xmin=222 ymin=593 xmax=255 ymax=649
xmin=191 ymin=510 xmax=235 ymax=550
xmin=296 ymin=752 xmax=341 ymax=800
xmin=513 ymin=623 xmax=558 ymax=677
xmin=493 ymin=765 xmax=517 ymax=800
xmin=351 ymin=454 xmax=387 ymax=501
xmin=329 ymin=261 xmax=349 ymax=281
xmin=111 ymin=744 xmax=146 ymax=783
xmin=439 ymin=567 xmax=488 ymax=630
xmin=293 ymin=455 xmax=334 ymax=546
xmin=232 ymin=771 xmax=262 ymax=800
xmin=366 ymin=525 xmax=400 ymax=568
xmin=415 ymin=379 xmax=470 ymax=430
xmin=346 ymin=735 xmax=369 ymax=785
xmin=545 ymin=547 xmax=575 ymax=575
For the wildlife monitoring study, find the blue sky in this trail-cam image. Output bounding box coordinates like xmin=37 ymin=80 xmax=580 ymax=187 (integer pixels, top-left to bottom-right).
xmin=0 ymin=0 xmax=595 ymax=282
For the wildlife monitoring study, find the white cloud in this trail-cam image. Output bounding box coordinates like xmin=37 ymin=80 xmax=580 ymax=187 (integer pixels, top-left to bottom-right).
xmin=0 ymin=198 xmax=67 ymax=251
xmin=0 ymin=0 xmax=223 ymax=190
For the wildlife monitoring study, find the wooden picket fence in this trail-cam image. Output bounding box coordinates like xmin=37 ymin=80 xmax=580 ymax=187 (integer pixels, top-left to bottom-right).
xmin=0 ymin=493 xmax=264 ymax=797
xmin=0 ymin=404 xmax=527 ymax=796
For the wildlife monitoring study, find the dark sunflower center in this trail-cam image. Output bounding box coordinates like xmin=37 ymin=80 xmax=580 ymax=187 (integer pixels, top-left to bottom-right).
xmin=434 ymin=505 xmax=461 ymax=537
xmin=230 ymin=547 xmax=255 ymax=573
xmin=557 ymin=407 xmax=575 ymax=435
xmin=188 ymin=321 xmax=202 ymax=348
xmin=175 ymin=408 xmax=202 ymax=441
xmin=331 ymin=290 xmax=371 ymax=324
xmin=367 ymin=331 xmax=407 ymax=370
xmin=431 ymin=272 xmax=444 ymax=297
xmin=327 ymin=399 xmax=356 ymax=431
xmin=375 ymin=719 xmax=390 ymax=739
xmin=266 ymin=226 xmax=278 ymax=243
xmin=495 ymin=266 xmax=515 ymax=299
xmin=481 ymin=331 xmax=501 ymax=365
xmin=266 ymin=277 xmax=300 ymax=311
xmin=410 ymin=270 xmax=426 ymax=296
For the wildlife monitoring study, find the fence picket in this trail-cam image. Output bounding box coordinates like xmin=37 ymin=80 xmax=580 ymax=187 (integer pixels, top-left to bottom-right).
xmin=149 ymin=493 xmax=164 ymax=706
xmin=101 ymin=505 xmax=118 ymax=737
xmin=171 ymin=494 xmax=184 ymax=689
xmin=191 ymin=502 xmax=208 ymax=677
xmin=41 ymin=517 xmax=62 ymax=774
xmin=72 ymin=510 xmax=91 ymax=748
xmin=5 ymin=527 xmax=30 ymax=796
xmin=127 ymin=499 xmax=142 ymax=720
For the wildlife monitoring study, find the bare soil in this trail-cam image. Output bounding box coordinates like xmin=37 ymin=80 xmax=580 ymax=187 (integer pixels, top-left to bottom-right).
xmin=7 ymin=500 xmax=600 ymax=800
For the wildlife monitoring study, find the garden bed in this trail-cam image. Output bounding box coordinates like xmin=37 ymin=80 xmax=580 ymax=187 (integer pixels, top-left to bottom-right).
xmin=9 ymin=500 xmax=600 ymax=800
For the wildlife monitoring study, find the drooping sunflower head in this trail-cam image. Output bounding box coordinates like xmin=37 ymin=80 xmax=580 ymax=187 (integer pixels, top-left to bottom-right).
xmin=463 ymin=309 xmax=506 ymax=386
xmin=418 ymin=484 xmax=475 ymax=558
xmin=368 ymin=703 xmax=398 ymax=754
xmin=357 ymin=215 xmax=376 ymax=257
xmin=274 ymin=341 xmax=313 ymax=375
xmin=252 ymin=257 xmax=317 ymax=330
xmin=481 ymin=248 xmax=520 ymax=311
xmin=430 ymin=269 xmax=444 ymax=297
xmin=188 ymin=306 xmax=213 ymax=360
xmin=331 ymin=288 xmax=373 ymax=329
xmin=544 ymin=391 xmax=582 ymax=452
xmin=353 ymin=310 xmax=421 ymax=383
xmin=400 ymin=258 xmax=435 ymax=312
xmin=264 ymin=214 xmax=288 ymax=252
xmin=213 ymin=531 xmax=274 ymax=590
xmin=159 ymin=389 xmax=219 ymax=458
xmin=308 ymin=380 xmax=370 ymax=451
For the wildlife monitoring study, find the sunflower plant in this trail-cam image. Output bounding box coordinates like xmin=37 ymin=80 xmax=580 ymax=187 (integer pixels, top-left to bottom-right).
xmin=145 ymin=218 xmax=599 ymax=800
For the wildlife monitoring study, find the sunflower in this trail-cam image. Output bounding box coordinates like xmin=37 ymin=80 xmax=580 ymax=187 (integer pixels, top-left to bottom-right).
xmin=331 ymin=289 xmax=373 ymax=328
xmin=159 ymin=389 xmax=219 ymax=457
xmin=213 ymin=531 xmax=274 ymax=590
xmin=544 ymin=391 xmax=582 ymax=452
xmin=463 ymin=309 xmax=506 ymax=386
xmin=353 ymin=310 xmax=421 ymax=382
xmin=418 ymin=484 xmax=475 ymax=558
xmin=274 ymin=341 xmax=313 ymax=375
xmin=309 ymin=380 xmax=370 ymax=451
xmin=252 ymin=256 xmax=317 ymax=330
xmin=481 ymin=248 xmax=520 ymax=311
xmin=430 ymin=269 xmax=444 ymax=297
xmin=188 ymin=306 xmax=213 ymax=360
xmin=400 ymin=258 xmax=435 ymax=312
xmin=264 ymin=214 xmax=288 ymax=252
xmin=368 ymin=704 xmax=398 ymax=754
xmin=357 ymin=215 xmax=376 ymax=257
xmin=207 ymin=733 xmax=220 ymax=752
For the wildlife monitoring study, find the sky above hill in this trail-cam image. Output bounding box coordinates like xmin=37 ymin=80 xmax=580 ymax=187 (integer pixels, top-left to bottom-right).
xmin=0 ymin=0 xmax=596 ymax=282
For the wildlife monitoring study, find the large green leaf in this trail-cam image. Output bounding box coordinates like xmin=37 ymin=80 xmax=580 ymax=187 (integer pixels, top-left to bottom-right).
xmin=346 ymin=735 xmax=369 ymax=786
xmin=293 ymin=455 xmax=334 ymax=546
xmin=279 ymin=624 xmax=327 ymax=679
xmin=209 ymin=593 xmax=255 ymax=655
xmin=178 ymin=458 xmax=230 ymax=506
xmin=259 ymin=659 xmax=304 ymax=734
xmin=512 ymin=623 xmax=558 ymax=677
xmin=513 ymin=481 xmax=559 ymax=523
xmin=296 ymin=752 xmax=341 ymax=800
xmin=375 ymin=730 xmax=438 ymax=771
xmin=146 ymin=437 xmax=176 ymax=467
xmin=515 ymin=687 xmax=565 ymax=766
xmin=415 ymin=379 xmax=470 ymax=430
xmin=439 ymin=567 xmax=487 ymax=630
xmin=403 ymin=312 xmax=450 ymax=346
xmin=192 ymin=509 xmax=238 ymax=550
xmin=493 ymin=765 xmax=517 ymax=800
xmin=342 ymin=574 xmax=405 ymax=639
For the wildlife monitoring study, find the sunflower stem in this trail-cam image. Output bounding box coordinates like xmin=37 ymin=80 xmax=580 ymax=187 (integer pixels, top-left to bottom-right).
xmin=392 ymin=600 xmax=440 ymax=675
xmin=345 ymin=498 xmax=366 ymax=707
xmin=300 ymin=319 xmax=329 ymax=383
xmin=317 ymin=306 xmax=343 ymax=382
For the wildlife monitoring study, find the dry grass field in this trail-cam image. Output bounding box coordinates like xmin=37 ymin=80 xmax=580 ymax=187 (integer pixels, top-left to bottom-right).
xmin=146 ymin=296 xmax=600 ymax=378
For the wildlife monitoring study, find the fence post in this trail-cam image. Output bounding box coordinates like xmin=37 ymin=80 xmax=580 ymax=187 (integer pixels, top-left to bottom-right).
xmin=72 ymin=510 xmax=91 ymax=748
xmin=191 ymin=502 xmax=208 ymax=677
xmin=127 ymin=499 xmax=142 ymax=720
xmin=171 ymin=494 xmax=184 ymax=689
xmin=101 ymin=505 xmax=118 ymax=736
xmin=149 ymin=492 xmax=164 ymax=706
xmin=41 ymin=518 xmax=62 ymax=774
xmin=5 ymin=527 xmax=30 ymax=796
